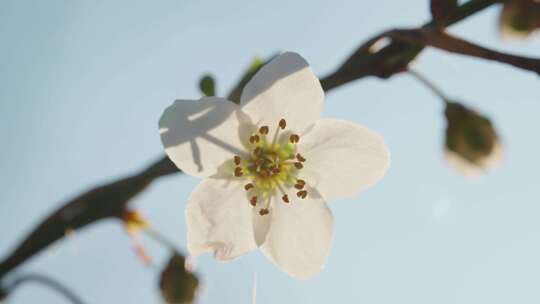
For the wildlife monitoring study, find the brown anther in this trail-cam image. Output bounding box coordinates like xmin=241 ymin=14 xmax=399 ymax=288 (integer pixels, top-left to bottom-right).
xmin=289 ymin=134 xmax=300 ymax=143
xmin=279 ymin=119 xmax=287 ymax=129
xmin=260 ymin=170 xmax=269 ymax=178
xmin=272 ymin=167 xmax=281 ymax=174
xmin=259 ymin=208 xmax=269 ymax=216
xmin=296 ymin=190 xmax=308 ymax=199
xmin=234 ymin=167 xmax=243 ymax=177
xmin=294 ymin=162 xmax=304 ymax=170
xmin=253 ymin=147 xmax=262 ymax=155
xmin=259 ymin=126 xmax=269 ymax=135
xmin=296 ymin=153 xmax=306 ymax=162
xmin=255 ymin=158 xmax=265 ymax=166
xmin=250 ymin=196 xmax=258 ymax=206
xmin=294 ymin=183 xmax=304 ymax=190
xmin=282 ymin=194 xmax=289 ymax=203
xmin=234 ymin=155 xmax=241 ymax=165
xmin=249 ymin=134 xmax=260 ymax=144
xmin=244 ymin=183 xmax=254 ymax=191
xmin=296 ymin=179 xmax=306 ymax=186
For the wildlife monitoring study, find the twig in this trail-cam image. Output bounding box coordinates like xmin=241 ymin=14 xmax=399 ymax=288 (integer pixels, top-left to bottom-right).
xmin=387 ymin=28 xmax=540 ymax=75
xmin=2 ymin=273 xmax=85 ymax=304
xmin=408 ymin=68 xmax=450 ymax=103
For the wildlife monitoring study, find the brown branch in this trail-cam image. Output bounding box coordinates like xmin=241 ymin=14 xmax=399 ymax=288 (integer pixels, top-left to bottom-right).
xmin=387 ymin=28 xmax=540 ymax=75
xmin=0 ymin=0 xmax=508 ymax=281
xmin=319 ymin=0 xmax=503 ymax=91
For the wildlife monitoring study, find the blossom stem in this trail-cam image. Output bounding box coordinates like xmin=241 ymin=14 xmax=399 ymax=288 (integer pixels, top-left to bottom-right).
xmin=408 ymin=68 xmax=450 ymax=104
xmin=2 ymin=273 xmax=85 ymax=304
xmin=142 ymin=227 xmax=183 ymax=256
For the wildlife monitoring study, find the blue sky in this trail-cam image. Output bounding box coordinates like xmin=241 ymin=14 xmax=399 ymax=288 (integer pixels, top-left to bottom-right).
xmin=1 ymin=0 xmax=540 ymax=303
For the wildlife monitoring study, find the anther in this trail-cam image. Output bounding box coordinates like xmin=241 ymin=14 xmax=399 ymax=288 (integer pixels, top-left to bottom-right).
xmin=294 ymin=162 xmax=304 ymax=170
xmin=259 ymin=208 xmax=269 ymax=216
xmin=259 ymin=126 xmax=269 ymax=135
xmin=234 ymin=155 xmax=241 ymax=165
xmin=279 ymin=119 xmax=287 ymax=130
xmin=249 ymin=134 xmax=260 ymax=144
xmin=253 ymin=147 xmax=262 ymax=155
xmin=272 ymin=167 xmax=281 ymax=174
xmin=282 ymin=194 xmax=289 ymax=203
xmin=296 ymin=153 xmax=306 ymax=162
xmin=250 ymin=196 xmax=258 ymax=206
xmin=296 ymin=179 xmax=306 ymax=186
xmin=289 ymin=134 xmax=300 ymax=143
xmin=294 ymin=183 xmax=304 ymax=190
xmin=234 ymin=167 xmax=243 ymax=177
xmin=296 ymin=190 xmax=308 ymax=199
xmin=255 ymin=159 xmax=265 ymax=167
xmin=244 ymin=183 xmax=254 ymax=191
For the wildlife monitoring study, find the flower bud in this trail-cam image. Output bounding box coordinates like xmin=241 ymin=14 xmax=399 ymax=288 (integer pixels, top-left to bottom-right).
xmin=199 ymin=74 xmax=216 ymax=97
xmin=499 ymin=0 xmax=540 ymax=39
xmin=444 ymin=102 xmax=502 ymax=176
xmin=159 ymin=254 xmax=199 ymax=303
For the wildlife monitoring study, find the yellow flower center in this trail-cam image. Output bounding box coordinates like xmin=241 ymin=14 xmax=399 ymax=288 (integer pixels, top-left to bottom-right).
xmin=231 ymin=118 xmax=308 ymax=216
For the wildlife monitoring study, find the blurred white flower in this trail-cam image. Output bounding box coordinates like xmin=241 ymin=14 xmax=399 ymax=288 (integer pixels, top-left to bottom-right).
xmin=159 ymin=52 xmax=390 ymax=279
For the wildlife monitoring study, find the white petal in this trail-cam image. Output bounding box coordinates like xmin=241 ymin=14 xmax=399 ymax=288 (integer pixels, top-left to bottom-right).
xmin=261 ymin=190 xmax=334 ymax=279
xmin=298 ymin=118 xmax=390 ymax=201
xmin=240 ymin=52 xmax=323 ymax=134
xmin=159 ymin=97 xmax=247 ymax=178
xmin=253 ymin=207 xmax=271 ymax=247
xmin=186 ymin=178 xmax=257 ymax=261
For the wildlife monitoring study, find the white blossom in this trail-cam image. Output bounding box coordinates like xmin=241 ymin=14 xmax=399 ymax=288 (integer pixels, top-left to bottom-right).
xmin=159 ymin=52 xmax=390 ymax=279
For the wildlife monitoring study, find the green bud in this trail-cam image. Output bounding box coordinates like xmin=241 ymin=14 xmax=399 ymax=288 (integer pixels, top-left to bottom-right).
xmin=444 ymin=102 xmax=502 ymax=176
xmin=199 ymin=74 xmax=216 ymax=96
xmin=159 ymin=254 xmax=199 ymax=303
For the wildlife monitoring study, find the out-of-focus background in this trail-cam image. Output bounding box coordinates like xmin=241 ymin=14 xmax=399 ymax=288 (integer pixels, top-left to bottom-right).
xmin=1 ymin=0 xmax=540 ymax=303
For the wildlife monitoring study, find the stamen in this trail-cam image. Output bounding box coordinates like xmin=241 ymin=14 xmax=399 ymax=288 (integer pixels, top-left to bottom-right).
xmin=234 ymin=155 xmax=241 ymax=165
xmin=289 ymin=134 xmax=300 ymax=144
xmin=296 ymin=153 xmax=306 ymax=162
xmin=296 ymin=190 xmax=307 ymax=199
xmin=259 ymin=126 xmax=269 ymax=135
xmin=244 ymin=183 xmax=254 ymax=191
xmin=253 ymin=147 xmax=262 ymax=156
xmin=249 ymin=135 xmax=260 ymax=144
xmin=234 ymin=167 xmax=243 ymax=177
xmin=296 ymin=179 xmax=306 ymax=186
xmin=294 ymin=162 xmax=303 ymax=170
xmin=282 ymin=194 xmax=289 ymax=203
xmin=279 ymin=119 xmax=287 ymax=130
xmin=259 ymin=208 xmax=269 ymax=216
xmin=271 ymin=167 xmax=280 ymax=174
xmin=250 ymin=196 xmax=258 ymax=206
xmin=294 ymin=183 xmax=304 ymax=190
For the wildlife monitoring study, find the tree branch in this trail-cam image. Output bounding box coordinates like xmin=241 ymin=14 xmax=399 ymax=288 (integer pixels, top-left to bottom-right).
xmin=1 ymin=273 xmax=85 ymax=304
xmin=0 ymin=0 xmax=516 ymax=281
xmin=388 ymin=28 xmax=540 ymax=75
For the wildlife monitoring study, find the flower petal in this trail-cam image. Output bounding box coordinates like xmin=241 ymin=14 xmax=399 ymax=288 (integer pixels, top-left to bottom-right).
xmin=186 ymin=178 xmax=257 ymax=260
xmin=260 ymin=190 xmax=334 ymax=279
xmin=240 ymin=52 xmax=323 ymax=134
xmin=159 ymin=97 xmax=247 ymax=178
xmin=299 ymin=118 xmax=390 ymax=201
